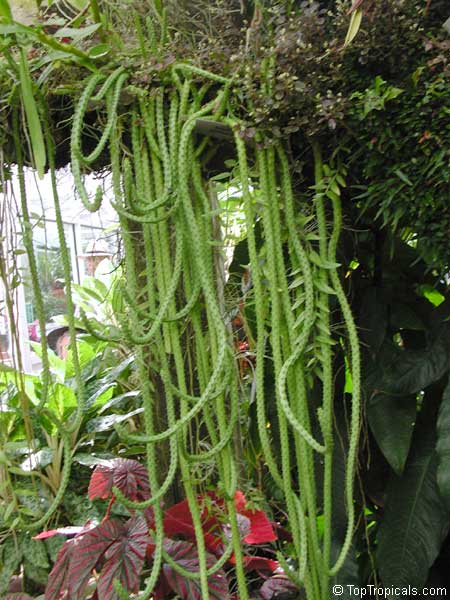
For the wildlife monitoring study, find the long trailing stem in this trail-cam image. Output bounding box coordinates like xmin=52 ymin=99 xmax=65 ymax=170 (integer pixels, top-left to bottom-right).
xmin=7 ymin=47 xmax=362 ymax=600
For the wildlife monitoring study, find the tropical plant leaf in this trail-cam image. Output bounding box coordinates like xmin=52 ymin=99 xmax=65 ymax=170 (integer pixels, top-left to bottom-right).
xmin=67 ymin=517 xmax=148 ymax=599
xmin=45 ymin=539 xmax=76 ymax=600
xmin=377 ymin=399 xmax=449 ymax=588
xmin=234 ymin=491 xmax=277 ymax=544
xmin=368 ymin=394 xmax=416 ymax=475
xmin=96 ymin=517 xmax=149 ymax=600
xmin=24 ymin=561 xmax=48 ymax=585
xmin=5 ymin=594 xmax=35 ymax=600
xmin=162 ymin=540 xmax=230 ymax=600
xmin=22 ymin=536 xmax=49 ymax=569
xmin=88 ymin=458 xmax=150 ymax=501
xmin=45 ymin=523 xmax=101 ymax=600
xmin=358 ymin=286 xmax=387 ymax=354
xmin=237 ymin=555 xmax=279 ymax=572
xmin=163 ymin=498 xmax=222 ymax=553
xmin=364 ymin=317 xmax=450 ymax=399
xmin=259 ymin=574 xmax=300 ymax=599
xmin=85 ymin=407 xmax=144 ymax=432
xmin=0 ymin=538 xmax=22 ymax=595
xmin=436 ymin=377 xmax=450 ymax=508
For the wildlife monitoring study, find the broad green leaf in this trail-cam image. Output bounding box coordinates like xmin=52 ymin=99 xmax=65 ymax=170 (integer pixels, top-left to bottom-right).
xmin=30 ymin=340 xmax=65 ymax=382
xmin=18 ymin=48 xmax=46 ymax=178
xmin=368 ymin=394 xmax=416 ymax=475
xmin=86 ymin=381 xmax=115 ymax=410
xmin=20 ymin=447 xmax=54 ymax=471
xmin=23 ymin=562 xmax=48 ymax=585
xmin=98 ymin=390 xmax=140 ymax=414
xmin=0 ymin=538 xmax=22 ymax=595
xmin=22 ymin=536 xmax=49 ymax=569
xmin=436 ymin=377 xmax=450 ymax=507
xmin=364 ymin=317 xmax=450 ymax=398
xmin=65 ymin=338 xmax=96 ymax=378
xmin=417 ymin=284 xmax=445 ymax=307
xmin=73 ymin=452 xmax=115 ymax=466
xmin=377 ymin=401 xmax=449 ymax=588
xmin=85 ymin=407 xmax=143 ymax=432
xmin=46 ymin=383 xmax=77 ymax=425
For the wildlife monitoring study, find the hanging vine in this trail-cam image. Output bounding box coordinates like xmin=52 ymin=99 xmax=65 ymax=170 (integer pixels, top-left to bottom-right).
xmin=0 ymin=4 xmax=362 ymax=599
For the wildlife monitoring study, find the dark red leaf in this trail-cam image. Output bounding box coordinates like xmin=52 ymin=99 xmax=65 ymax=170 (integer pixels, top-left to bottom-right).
xmin=153 ymin=575 xmax=174 ymax=600
xmin=272 ymin=523 xmax=293 ymax=542
xmin=242 ymin=509 xmax=276 ymax=544
xmin=45 ymin=539 xmax=76 ymax=600
xmin=163 ymin=539 xmax=230 ymax=600
xmin=244 ymin=556 xmax=279 ymax=572
xmin=229 ymin=553 xmax=279 ymax=572
xmin=45 ymin=517 xmax=149 ymax=600
xmin=163 ymin=499 xmax=222 ymax=553
xmin=234 ymin=491 xmax=277 ymax=544
xmin=96 ymin=516 xmax=150 ymax=600
xmin=88 ymin=458 xmax=150 ymax=501
xmin=67 ymin=521 xmax=117 ymax=599
xmin=5 ymin=595 xmax=35 ymax=600
xmin=259 ymin=575 xmax=300 ymax=599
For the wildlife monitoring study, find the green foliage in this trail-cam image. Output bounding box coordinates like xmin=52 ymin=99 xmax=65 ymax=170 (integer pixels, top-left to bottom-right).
xmin=436 ymin=378 xmax=450 ymax=508
xmin=377 ymin=401 xmax=449 ymax=589
xmin=0 ymin=1 xmax=449 ymax=598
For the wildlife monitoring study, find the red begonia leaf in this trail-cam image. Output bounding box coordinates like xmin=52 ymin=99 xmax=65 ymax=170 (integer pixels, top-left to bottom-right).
xmin=45 ymin=517 xmax=149 ymax=600
xmin=244 ymin=555 xmax=279 ymax=572
xmin=163 ymin=540 xmax=230 ymax=600
xmin=229 ymin=553 xmax=279 ymax=572
xmin=45 ymin=538 xmax=76 ymax=600
xmin=152 ymin=574 xmax=173 ymax=600
xmin=88 ymin=458 xmax=150 ymax=501
xmin=67 ymin=521 xmax=117 ymax=599
xmin=96 ymin=516 xmax=150 ymax=600
xmin=233 ymin=491 xmax=277 ymax=544
xmin=163 ymin=499 xmax=222 ymax=553
xmin=259 ymin=575 xmax=300 ymax=599
xmin=242 ymin=508 xmax=276 ymax=544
